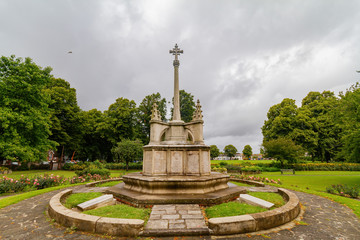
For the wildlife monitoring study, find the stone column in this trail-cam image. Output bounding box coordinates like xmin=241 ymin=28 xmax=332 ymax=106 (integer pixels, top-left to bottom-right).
xmin=173 ymin=59 xmax=181 ymax=121
xmin=169 ymin=44 xmax=183 ymax=122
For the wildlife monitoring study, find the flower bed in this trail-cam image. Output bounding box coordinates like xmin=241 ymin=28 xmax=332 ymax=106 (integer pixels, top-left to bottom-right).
xmin=0 ymin=173 xmax=110 ymax=195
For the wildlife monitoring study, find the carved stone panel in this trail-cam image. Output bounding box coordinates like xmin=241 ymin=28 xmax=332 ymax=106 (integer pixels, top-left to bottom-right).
xmin=202 ymin=150 xmax=211 ymax=174
xmin=170 ymin=151 xmax=183 ymax=174
xmin=143 ymin=151 xmax=153 ymax=174
xmin=187 ymin=151 xmax=200 ymax=174
xmin=153 ymin=151 xmax=167 ymax=174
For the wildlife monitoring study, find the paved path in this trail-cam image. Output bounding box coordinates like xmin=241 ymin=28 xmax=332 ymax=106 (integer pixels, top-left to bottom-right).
xmin=0 ymin=186 xmax=359 ymax=239
xmin=143 ymin=204 xmax=209 ymax=236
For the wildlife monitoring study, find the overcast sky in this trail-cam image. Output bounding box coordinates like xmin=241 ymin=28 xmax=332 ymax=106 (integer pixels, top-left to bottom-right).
xmin=1 ymin=0 xmax=360 ymax=153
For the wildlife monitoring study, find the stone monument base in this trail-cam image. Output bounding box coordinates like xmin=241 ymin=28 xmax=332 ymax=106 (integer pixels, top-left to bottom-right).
xmin=106 ymin=172 xmax=245 ymax=207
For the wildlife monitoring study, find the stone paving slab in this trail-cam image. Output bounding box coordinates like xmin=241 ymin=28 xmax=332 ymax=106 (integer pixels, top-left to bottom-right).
xmin=143 ymin=204 xmax=209 ymax=236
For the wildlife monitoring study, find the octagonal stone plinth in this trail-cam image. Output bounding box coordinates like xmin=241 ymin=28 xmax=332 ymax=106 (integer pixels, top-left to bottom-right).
xmin=121 ymin=172 xmax=229 ymax=194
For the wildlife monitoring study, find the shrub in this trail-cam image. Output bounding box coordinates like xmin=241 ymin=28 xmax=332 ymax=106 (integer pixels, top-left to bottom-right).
xmin=326 ymin=184 xmax=360 ymax=198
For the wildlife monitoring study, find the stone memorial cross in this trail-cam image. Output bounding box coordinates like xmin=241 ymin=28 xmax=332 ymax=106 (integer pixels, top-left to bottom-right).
xmin=169 ymin=43 xmax=183 ymax=122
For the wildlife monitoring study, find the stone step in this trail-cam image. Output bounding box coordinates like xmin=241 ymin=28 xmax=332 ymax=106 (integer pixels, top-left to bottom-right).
xmin=77 ymin=194 xmax=115 ymax=211
xmin=142 ymin=204 xmax=210 ymax=237
xmin=238 ymin=194 xmax=274 ymax=209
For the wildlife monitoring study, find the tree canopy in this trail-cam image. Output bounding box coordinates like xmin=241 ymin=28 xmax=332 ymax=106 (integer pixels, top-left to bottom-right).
xmin=46 ymin=77 xmax=82 ymax=159
xmin=137 ymin=93 xmax=166 ymax=144
xmin=210 ymin=145 xmax=220 ymax=159
xmin=112 ymin=139 xmax=143 ymax=171
xmin=224 ymin=144 xmax=237 ymax=158
xmin=262 ymin=137 xmax=302 ymax=166
xmin=242 ymin=145 xmax=252 ymax=159
xmin=0 ymin=56 xmax=56 ymax=163
xmin=171 ymin=89 xmax=196 ymax=122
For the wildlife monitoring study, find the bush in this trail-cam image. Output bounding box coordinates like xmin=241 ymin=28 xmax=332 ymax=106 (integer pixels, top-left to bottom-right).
xmin=326 ymin=184 xmax=360 ymax=198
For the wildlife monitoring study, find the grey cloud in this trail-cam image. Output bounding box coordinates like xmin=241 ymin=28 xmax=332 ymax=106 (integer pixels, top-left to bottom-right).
xmin=1 ymin=0 xmax=360 ymax=153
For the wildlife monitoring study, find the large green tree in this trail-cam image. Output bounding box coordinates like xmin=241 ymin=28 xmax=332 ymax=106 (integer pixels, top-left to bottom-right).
xmin=137 ymin=93 xmax=166 ymax=144
xmin=112 ymin=139 xmax=143 ymax=171
xmin=300 ymin=91 xmax=341 ymax=162
xmin=98 ymin=98 xmax=138 ymax=154
xmin=262 ymin=98 xmax=298 ymax=142
xmin=210 ymin=145 xmax=220 ymax=159
xmin=262 ymin=137 xmax=303 ymax=167
xmin=337 ymin=83 xmax=360 ymax=162
xmin=0 ymin=56 xmax=56 ymax=163
xmin=242 ymin=145 xmax=253 ymax=159
xmin=224 ymin=144 xmax=237 ymax=159
xmin=46 ymin=78 xmax=82 ymax=160
xmin=77 ymin=109 xmax=111 ymax=161
xmin=171 ymin=90 xmax=196 ymax=122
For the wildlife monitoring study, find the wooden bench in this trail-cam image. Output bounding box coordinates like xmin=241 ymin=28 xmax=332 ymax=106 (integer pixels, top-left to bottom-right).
xmin=280 ymin=169 xmax=295 ymax=174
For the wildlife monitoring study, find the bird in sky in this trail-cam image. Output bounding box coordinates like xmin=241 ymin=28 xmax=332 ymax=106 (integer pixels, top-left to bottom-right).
xmin=68 ymin=51 xmax=72 ymax=54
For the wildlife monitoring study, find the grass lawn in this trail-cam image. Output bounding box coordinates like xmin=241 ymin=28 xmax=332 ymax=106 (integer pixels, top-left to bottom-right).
xmin=95 ymin=181 xmax=123 ymax=187
xmin=211 ymin=160 xmax=273 ymax=165
xmin=1 ymin=169 xmax=139 ymax=180
xmin=84 ymin=204 xmax=151 ymax=220
xmin=248 ymin=192 xmax=285 ymax=208
xmin=231 ymin=181 xmax=254 ymax=187
xmin=255 ymin=171 xmax=360 ymax=218
xmin=64 ymin=192 xmax=103 ymax=209
xmin=205 ymin=201 xmax=266 ymax=218
xmin=205 ymin=192 xmax=285 ymax=218
xmin=2 ymin=170 xmax=76 ymax=179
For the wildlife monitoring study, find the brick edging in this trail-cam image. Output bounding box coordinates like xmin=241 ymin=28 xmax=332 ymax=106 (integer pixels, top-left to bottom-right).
xmin=208 ymin=188 xmax=301 ymax=235
xmin=48 ymin=189 xmax=144 ymax=237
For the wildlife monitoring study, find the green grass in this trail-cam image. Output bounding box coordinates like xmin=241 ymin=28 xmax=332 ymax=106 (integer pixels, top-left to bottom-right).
xmin=0 ymin=182 xmax=87 ymax=209
xmin=248 ymin=192 xmax=285 ymax=208
xmin=83 ymin=204 xmax=151 ymax=220
xmin=205 ymin=201 xmax=266 ymax=218
xmin=95 ymin=181 xmax=122 ymax=187
xmin=256 ymin=171 xmax=360 ymax=218
xmin=1 ymin=170 xmax=76 ymax=179
xmin=64 ymin=192 xmax=103 ymax=209
xmin=211 ymin=160 xmax=273 ymax=165
xmin=1 ymin=169 xmax=139 ymax=180
xmin=231 ymin=181 xmax=253 ymax=187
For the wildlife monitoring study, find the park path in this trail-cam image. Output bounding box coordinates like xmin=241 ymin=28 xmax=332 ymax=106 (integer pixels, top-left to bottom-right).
xmin=0 ymin=185 xmax=359 ymax=240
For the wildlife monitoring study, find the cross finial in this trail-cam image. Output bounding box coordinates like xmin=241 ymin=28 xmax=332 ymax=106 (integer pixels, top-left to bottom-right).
xmin=169 ymin=43 xmax=183 ymax=61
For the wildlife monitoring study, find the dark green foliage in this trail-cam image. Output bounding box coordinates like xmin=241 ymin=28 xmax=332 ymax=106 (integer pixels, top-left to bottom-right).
xmin=46 ymin=78 xmax=82 ymax=159
xmin=75 ymin=160 xmax=110 ymax=178
xmin=112 ymin=139 xmax=143 ymax=171
xmin=337 ymin=83 xmax=360 ymax=162
xmin=326 ymin=184 xmax=360 ymax=198
xmin=242 ymin=145 xmax=252 ymax=159
xmin=171 ymin=90 xmax=196 ymax=122
xmin=210 ymin=145 xmax=220 ymax=159
xmin=137 ymin=93 xmax=167 ymax=144
xmin=0 ymin=55 xmax=56 ymax=163
xmin=262 ymin=137 xmax=303 ymax=167
xmin=224 ymin=144 xmax=237 ymax=158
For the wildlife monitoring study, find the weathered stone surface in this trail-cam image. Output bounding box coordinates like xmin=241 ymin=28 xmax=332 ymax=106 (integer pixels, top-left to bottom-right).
xmin=239 ymin=194 xmax=275 ymax=209
xmin=144 ymin=204 xmax=210 ymax=236
xmin=209 ymin=215 xmax=256 ymax=235
xmin=77 ymin=194 xmax=114 ymax=211
xmin=170 ymin=151 xmax=183 ymax=174
xmin=95 ymin=217 xmax=143 ymax=237
xmin=145 ymin=219 xmax=168 ymax=229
